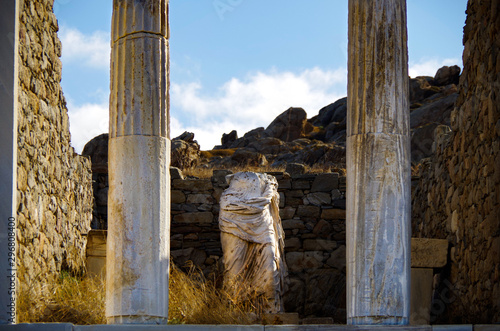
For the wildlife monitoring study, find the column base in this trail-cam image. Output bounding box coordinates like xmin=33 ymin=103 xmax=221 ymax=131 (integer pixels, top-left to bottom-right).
xmin=348 ymin=316 xmax=409 ymax=325
xmin=107 ymin=315 xmax=168 ymax=325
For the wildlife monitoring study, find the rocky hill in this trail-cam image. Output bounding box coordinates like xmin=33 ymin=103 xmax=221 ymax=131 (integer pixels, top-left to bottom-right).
xmin=170 ymin=65 xmax=461 ymax=171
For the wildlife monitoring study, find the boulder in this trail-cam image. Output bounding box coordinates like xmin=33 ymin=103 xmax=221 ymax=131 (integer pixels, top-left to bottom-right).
xmin=434 ymin=65 xmax=461 ymax=86
xmin=286 ymin=163 xmax=306 ymax=176
xmin=82 ymin=133 xmax=109 ymax=173
xmin=410 ymin=93 xmax=458 ymax=129
xmin=171 ymin=132 xmax=201 ymax=169
xmin=409 ymin=76 xmax=440 ymax=104
xmin=221 ymin=130 xmax=237 ymax=147
xmin=264 ymin=107 xmax=308 ymax=142
xmin=313 ymin=97 xmax=347 ymax=127
xmin=230 ymin=148 xmax=268 ymax=167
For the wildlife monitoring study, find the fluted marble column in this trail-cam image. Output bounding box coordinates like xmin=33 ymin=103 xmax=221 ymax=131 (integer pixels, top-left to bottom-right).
xmin=107 ymin=0 xmax=170 ymax=324
xmin=346 ymin=0 xmax=410 ymax=325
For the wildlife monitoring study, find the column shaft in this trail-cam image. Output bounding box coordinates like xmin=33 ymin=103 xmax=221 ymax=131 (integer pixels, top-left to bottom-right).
xmin=346 ymin=0 xmax=411 ymax=325
xmin=107 ymin=0 xmax=170 ymax=324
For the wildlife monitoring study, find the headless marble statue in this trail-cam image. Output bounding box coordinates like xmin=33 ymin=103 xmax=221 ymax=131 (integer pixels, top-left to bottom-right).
xmin=219 ymin=172 xmax=288 ymax=313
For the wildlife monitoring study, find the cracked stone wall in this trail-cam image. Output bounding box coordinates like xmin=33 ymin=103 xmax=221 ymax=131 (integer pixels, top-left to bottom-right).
xmin=411 ymin=0 xmax=500 ymax=323
xmin=16 ymin=0 xmax=93 ymax=293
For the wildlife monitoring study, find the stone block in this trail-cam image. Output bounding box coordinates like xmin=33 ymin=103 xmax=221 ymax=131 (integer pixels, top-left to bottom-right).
xmin=285 ymin=190 xmax=304 ymax=198
xmin=297 ymin=205 xmax=320 ymax=218
xmin=171 ymin=190 xmax=186 ymax=204
xmin=170 ymin=166 xmax=184 ymax=179
xmin=432 ymin=326 xmax=473 ymax=331
xmin=292 ymin=180 xmax=311 ymax=190
xmin=411 ymin=238 xmax=448 ymax=268
xmin=211 ymin=169 xmax=232 ymax=187
xmin=282 ymin=219 xmax=305 ymax=230
xmin=263 ymin=312 xmax=300 ymax=325
xmin=286 ymin=251 xmax=323 ymax=273
xmin=311 ymin=173 xmax=339 ymax=192
xmin=410 ymin=268 xmax=433 ymax=325
xmin=279 ymin=206 xmax=296 ymax=219
xmin=186 ymin=193 xmax=214 ymax=204
xmin=285 ymin=163 xmax=306 ymax=176
xmin=285 ymin=238 xmax=301 ymax=251
xmin=303 ymin=239 xmax=337 ymax=251
xmin=305 ymin=192 xmax=331 ymax=206
xmin=301 ymin=317 xmax=334 ymax=324
xmin=326 ymin=245 xmax=346 ymax=270
xmin=312 ymin=219 xmax=333 ymax=238
xmin=173 ymin=212 xmax=213 ymax=224
xmin=321 ymin=208 xmax=346 ymax=220
xmin=172 ymin=178 xmax=212 ymax=192
xmin=278 ymin=178 xmax=292 ymax=189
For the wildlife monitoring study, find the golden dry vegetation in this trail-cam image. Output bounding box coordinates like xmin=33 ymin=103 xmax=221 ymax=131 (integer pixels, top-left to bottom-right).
xmin=17 ymin=263 xmax=262 ymax=325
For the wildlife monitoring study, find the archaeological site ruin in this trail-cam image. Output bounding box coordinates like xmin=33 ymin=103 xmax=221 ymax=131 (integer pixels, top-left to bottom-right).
xmin=0 ymin=0 xmax=498 ymax=328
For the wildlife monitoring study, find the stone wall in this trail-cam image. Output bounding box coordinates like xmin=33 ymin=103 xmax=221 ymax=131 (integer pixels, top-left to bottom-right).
xmin=411 ymin=0 xmax=500 ymax=323
xmin=16 ymin=0 xmax=93 ymax=292
xmin=169 ymin=169 xmax=347 ymax=321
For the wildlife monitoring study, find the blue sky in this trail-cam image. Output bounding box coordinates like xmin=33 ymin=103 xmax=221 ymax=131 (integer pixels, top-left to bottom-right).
xmin=54 ymin=0 xmax=468 ymax=152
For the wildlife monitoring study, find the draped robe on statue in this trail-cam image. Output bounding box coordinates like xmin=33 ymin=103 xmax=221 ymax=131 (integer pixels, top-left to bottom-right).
xmin=219 ymin=172 xmax=288 ymax=313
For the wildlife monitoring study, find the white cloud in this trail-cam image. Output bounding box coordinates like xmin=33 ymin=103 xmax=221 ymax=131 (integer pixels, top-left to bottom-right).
xmin=67 ymin=102 xmax=109 ymax=153
xmin=409 ymin=57 xmax=461 ymax=78
xmin=59 ymin=26 xmax=110 ymax=69
xmin=171 ymin=67 xmax=347 ymax=149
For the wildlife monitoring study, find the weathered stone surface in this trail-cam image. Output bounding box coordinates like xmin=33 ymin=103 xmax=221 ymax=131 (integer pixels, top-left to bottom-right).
xmin=286 ymin=163 xmax=306 ymax=176
xmin=311 ymin=173 xmax=339 ymax=192
xmin=282 ymin=219 xmax=305 ymax=230
xmin=170 ymin=167 xmax=184 ymax=180
xmin=411 ymin=0 xmax=500 ymax=323
xmin=305 ymin=192 xmax=331 ymax=206
xmin=16 ymin=0 xmax=93 ymax=301
xmin=410 ymin=238 xmax=448 ymax=268
xmin=264 ymin=107 xmax=308 ymax=142
xmin=107 ymin=1 xmax=171 ymax=323
xmin=321 ymin=208 xmax=346 ymax=220
xmin=173 ymin=212 xmax=213 ymax=224
xmin=171 ymin=133 xmax=201 ymax=169
xmin=303 ymin=239 xmax=337 ymax=251
xmin=326 ymin=245 xmax=347 ymax=270
xmin=285 ymin=238 xmax=301 ymax=251
xmin=171 ymin=190 xmax=186 ymax=204
xmin=410 ymin=268 xmax=433 ymax=325
xmin=172 ymin=179 xmax=212 ymax=192
xmin=286 ymin=251 xmax=323 ymax=273
xmin=297 ymin=205 xmax=320 ymax=218
xmin=434 ymin=65 xmax=461 ymax=86
xmin=186 ymin=194 xmax=214 ymax=204
xmin=279 ymin=206 xmax=296 ymax=219
xmin=82 ymin=133 xmax=109 ymax=173
xmin=347 ymin=0 xmax=410 ymax=324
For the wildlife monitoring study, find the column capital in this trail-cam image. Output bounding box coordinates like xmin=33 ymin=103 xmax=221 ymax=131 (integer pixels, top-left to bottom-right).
xmin=112 ymin=0 xmax=169 ymax=42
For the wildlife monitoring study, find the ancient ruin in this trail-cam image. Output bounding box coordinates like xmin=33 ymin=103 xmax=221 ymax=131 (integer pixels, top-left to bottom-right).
xmin=346 ymin=0 xmax=411 ymax=324
xmin=0 ymin=0 xmax=498 ymax=327
xmin=106 ymin=0 xmax=171 ymax=324
xmin=219 ymin=172 xmax=288 ymax=313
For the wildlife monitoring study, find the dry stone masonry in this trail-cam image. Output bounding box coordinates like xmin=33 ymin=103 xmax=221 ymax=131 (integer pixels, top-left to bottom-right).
xmin=169 ymin=169 xmax=348 ymax=321
xmin=412 ymin=0 xmax=500 ymax=323
xmin=16 ymin=0 xmax=93 ymax=296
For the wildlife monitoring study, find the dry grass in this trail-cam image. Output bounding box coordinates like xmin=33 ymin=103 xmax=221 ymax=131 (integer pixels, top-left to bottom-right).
xmin=17 ymin=271 xmax=106 ymax=324
xmin=169 ymin=263 xmax=260 ymax=324
xmin=200 ymin=149 xmax=237 ymax=158
xmin=17 ymin=263 xmax=261 ymax=325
